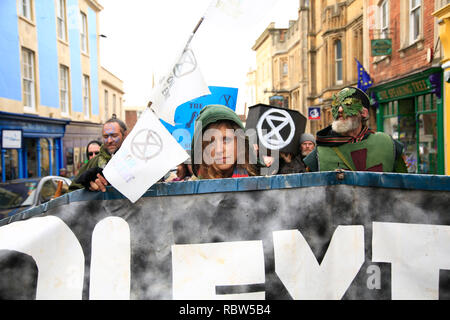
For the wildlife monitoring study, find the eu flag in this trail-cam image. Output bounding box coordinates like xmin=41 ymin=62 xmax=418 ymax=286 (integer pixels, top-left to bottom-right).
xmin=355 ymin=59 xmax=373 ymax=92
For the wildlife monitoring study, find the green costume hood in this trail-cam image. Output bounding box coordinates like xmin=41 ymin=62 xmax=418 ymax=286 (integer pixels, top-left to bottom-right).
xmin=331 ymin=86 xmax=371 ymax=120
xmin=190 ymin=104 xmax=244 ymax=176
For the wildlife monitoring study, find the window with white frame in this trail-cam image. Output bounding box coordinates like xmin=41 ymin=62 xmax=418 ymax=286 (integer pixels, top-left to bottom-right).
xmin=409 ymin=0 xmax=421 ymax=44
xmin=282 ymin=61 xmax=288 ymax=75
xmin=437 ymin=0 xmax=450 ymax=9
xmin=335 ymin=40 xmax=343 ymax=84
xmin=22 ymin=48 xmax=36 ymax=111
xmin=380 ymin=0 xmax=389 ymax=39
xmin=82 ymin=75 xmax=90 ymax=118
xmin=20 ymin=0 xmax=32 ymax=20
xmin=80 ymin=12 xmax=88 ymax=53
xmin=56 ymin=0 xmax=67 ymax=41
xmin=59 ymin=65 xmax=69 ymax=114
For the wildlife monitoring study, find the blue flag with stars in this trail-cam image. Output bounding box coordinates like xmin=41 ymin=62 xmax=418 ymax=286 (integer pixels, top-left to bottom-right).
xmin=355 ymin=59 xmax=373 ymax=92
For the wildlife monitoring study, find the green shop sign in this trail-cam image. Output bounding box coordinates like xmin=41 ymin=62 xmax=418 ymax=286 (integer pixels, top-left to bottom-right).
xmin=371 ymin=39 xmax=392 ymax=56
xmin=375 ymin=78 xmax=432 ymax=101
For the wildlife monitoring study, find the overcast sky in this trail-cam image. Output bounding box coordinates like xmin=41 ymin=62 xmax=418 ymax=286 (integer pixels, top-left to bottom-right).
xmin=98 ymin=0 xmax=300 ymax=114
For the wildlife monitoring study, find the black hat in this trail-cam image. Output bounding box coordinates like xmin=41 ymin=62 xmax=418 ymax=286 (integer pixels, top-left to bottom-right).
xmin=342 ymin=87 xmax=371 ymax=109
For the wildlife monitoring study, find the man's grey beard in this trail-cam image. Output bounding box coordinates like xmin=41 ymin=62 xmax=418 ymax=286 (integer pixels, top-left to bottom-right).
xmin=332 ymin=116 xmax=360 ymax=135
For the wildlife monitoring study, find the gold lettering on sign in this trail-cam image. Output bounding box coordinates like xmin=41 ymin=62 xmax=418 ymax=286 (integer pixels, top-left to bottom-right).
xmin=411 ymin=80 xmax=428 ymax=92
xmin=375 ymin=79 xmax=430 ymax=101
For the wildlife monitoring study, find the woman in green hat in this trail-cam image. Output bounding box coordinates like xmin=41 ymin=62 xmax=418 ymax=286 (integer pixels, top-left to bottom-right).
xmin=191 ymin=104 xmax=259 ymax=179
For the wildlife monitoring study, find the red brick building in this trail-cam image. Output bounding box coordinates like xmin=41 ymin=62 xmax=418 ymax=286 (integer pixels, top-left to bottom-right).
xmin=369 ymin=0 xmax=436 ymax=79
xmin=366 ymin=0 xmax=448 ymax=175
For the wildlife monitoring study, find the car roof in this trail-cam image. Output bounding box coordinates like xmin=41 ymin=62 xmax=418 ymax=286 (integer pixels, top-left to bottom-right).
xmin=0 ymin=176 xmax=71 ymax=186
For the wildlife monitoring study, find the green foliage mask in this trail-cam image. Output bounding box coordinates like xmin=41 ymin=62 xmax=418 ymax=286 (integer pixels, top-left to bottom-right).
xmin=331 ymin=88 xmax=364 ymax=120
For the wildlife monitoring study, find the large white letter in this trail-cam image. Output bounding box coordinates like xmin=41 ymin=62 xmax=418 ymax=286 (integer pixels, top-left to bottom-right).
xmin=0 ymin=216 xmax=84 ymax=299
xmin=372 ymin=222 xmax=450 ymax=300
xmin=273 ymin=226 xmax=364 ymax=300
xmin=172 ymin=241 xmax=265 ymax=300
xmin=89 ymin=217 xmax=131 ymax=300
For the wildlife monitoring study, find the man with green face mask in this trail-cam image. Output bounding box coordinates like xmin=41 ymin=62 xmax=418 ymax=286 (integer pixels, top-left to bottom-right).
xmin=303 ymin=87 xmax=407 ymax=173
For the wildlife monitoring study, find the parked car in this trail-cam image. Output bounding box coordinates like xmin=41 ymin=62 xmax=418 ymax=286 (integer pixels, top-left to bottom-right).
xmin=0 ymin=176 xmax=72 ymax=219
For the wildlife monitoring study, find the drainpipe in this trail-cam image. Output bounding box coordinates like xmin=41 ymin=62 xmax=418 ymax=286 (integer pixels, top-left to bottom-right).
xmin=54 ymin=138 xmax=61 ymax=175
xmin=37 ymin=140 xmax=41 ymax=177
xmin=18 ymin=148 xmax=23 ymax=179
xmin=48 ymin=138 xmax=53 ymax=176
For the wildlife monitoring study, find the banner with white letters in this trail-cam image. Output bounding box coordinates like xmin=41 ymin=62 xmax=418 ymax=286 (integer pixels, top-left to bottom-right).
xmin=0 ymin=172 xmax=449 ymax=300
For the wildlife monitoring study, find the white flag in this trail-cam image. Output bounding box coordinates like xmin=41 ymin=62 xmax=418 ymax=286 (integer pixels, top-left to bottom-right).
xmin=189 ymin=0 xmax=286 ymax=99
xmin=205 ymin=0 xmax=245 ymax=21
xmin=102 ymin=109 xmax=189 ymax=203
xmin=202 ymin=0 xmax=281 ymax=30
xmin=150 ymin=45 xmax=210 ymax=125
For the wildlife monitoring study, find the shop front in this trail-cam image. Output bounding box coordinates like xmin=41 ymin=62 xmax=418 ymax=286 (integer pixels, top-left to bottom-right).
xmin=370 ymin=68 xmax=444 ymax=175
xmin=0 ymin=111 xmax=69 ymax=182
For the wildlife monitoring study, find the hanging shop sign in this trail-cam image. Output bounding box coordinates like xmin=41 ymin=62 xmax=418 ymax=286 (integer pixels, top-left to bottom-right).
xmin=371 ymin=39 xmax=392 ymax=56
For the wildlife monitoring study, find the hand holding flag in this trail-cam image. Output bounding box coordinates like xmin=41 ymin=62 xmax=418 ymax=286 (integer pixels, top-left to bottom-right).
xmin=103 ymin=13 xmax=211 ymax=203
xmin=102 ymin=108 xmax=189 ymax=203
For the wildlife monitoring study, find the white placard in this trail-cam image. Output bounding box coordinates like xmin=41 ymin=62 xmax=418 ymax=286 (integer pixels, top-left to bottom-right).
xmin=2 ymin=130 xmax=22 ymax=149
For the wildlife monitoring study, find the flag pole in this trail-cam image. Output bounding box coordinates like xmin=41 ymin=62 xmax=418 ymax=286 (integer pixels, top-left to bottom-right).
xmin=148 ymin=16 xmax=206 ymax=111
xmin=148 ymin=4 xmax=210 ymax=114
xmin=184 ymin=0 xmax=216 ymax=50
xmin=184 ymin=16 xmax=205 ymax=52
xmin=193 ymin=17 xmax=205 ymax=35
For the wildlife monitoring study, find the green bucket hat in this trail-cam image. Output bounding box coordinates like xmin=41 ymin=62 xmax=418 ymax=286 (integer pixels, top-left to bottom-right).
xmin=190 ymin=104 xmax=244 ymax=176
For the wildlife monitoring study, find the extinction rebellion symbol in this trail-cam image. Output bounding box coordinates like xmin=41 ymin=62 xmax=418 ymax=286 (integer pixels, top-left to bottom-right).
xmin=131 ymin=129 xmax=163 ymax=161
xmin=173 ymin=49 xmax=197 ymax=78
xmin=256 ymin=109 xmax=295 ymax=150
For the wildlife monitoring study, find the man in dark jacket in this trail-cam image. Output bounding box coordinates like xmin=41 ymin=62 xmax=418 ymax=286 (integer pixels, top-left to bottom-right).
xmin=277 ymin=133 xmax=316 ymax=175
xmin=278 ymin=152 xmax=306 ymax=174
xmin=303 ymin=87 xmax=407 ymax=173
xmin=69 ymin=116 xmax=128 ymax=191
